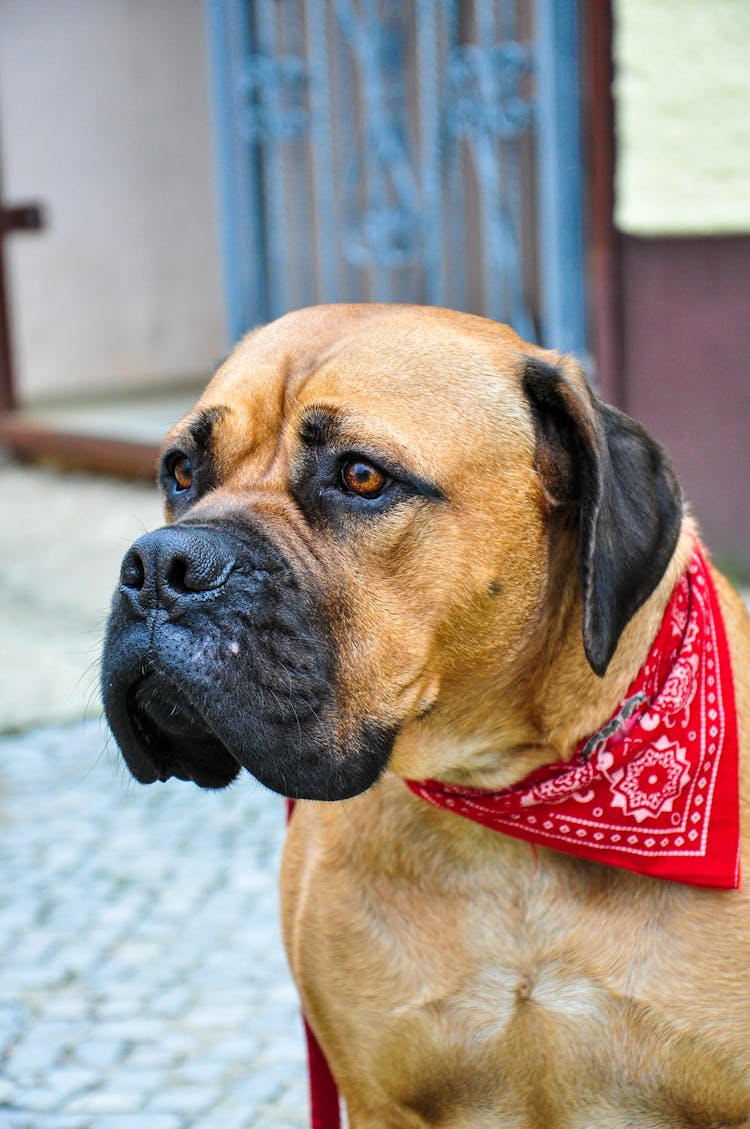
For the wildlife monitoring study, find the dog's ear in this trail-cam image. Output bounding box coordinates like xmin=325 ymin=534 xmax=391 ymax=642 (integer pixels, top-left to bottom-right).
xmin=522 ymin=356 xmax=683 ymax=677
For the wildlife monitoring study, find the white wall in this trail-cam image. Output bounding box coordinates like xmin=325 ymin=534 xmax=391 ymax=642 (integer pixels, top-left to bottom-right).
xmin=614 ymin=0 xmax=750 ymax=236
xmin=0 ymin=0 xmax=227 ymax=401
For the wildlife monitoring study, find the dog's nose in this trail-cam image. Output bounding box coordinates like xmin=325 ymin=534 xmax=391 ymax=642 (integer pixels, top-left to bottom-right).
xmin=119 ymin=526 xmax=236 ymax=614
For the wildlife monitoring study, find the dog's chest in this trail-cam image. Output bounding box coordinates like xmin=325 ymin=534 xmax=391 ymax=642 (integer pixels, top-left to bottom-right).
xmin=283 ymin=796 xmax=750 ymax=1127
xmin=334 ymin=880 xmax=747 ymax=1126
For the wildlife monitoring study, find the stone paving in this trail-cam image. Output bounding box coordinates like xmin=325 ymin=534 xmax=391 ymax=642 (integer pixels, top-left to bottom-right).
xmin=0 ymin=463 xmax=163 ymax=731
xmin=0 ymin=719 xmax=309 ymax=1128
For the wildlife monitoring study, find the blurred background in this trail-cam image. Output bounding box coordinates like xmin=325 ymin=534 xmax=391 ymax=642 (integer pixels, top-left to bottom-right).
xmin=0 ymin=0 xmax=745 ymax=1124
xmin=3 ymin=0 xmax=750 ymax=721
xmin=1 ymin=0 xmax=749 ymax=567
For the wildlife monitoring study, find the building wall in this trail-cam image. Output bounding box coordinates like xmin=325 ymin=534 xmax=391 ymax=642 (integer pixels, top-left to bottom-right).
xmin=614 ymin=0 xmax=750 ymax=237
xmin=619 ymin=236 xmax=750 ymax=572
xmin=0 ymin=0 xmax=226 ymax=401
xmin=612 ymin=0 xmax=750 ymax=575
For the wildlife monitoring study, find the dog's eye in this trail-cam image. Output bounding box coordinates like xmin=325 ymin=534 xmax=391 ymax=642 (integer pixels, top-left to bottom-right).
xmin=169 ymin=454 xmax=193 ymax=493
xmin=340 ymin=459 xmax=390 ymax=499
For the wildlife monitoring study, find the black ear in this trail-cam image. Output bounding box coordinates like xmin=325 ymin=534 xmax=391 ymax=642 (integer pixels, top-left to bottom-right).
xmin=522 ymin=357 xmax=683 ymax=677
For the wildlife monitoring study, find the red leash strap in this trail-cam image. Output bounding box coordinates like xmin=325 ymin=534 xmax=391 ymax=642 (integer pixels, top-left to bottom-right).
xmin=286 ymin=800 xmax=342 ymax=1128
xmin=304 ymin=1016 xmax=342 ymax=1128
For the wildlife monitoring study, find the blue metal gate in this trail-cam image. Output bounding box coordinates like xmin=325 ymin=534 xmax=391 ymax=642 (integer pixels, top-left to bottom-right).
xmin=206 ymin=0 xmax=585 ymax=355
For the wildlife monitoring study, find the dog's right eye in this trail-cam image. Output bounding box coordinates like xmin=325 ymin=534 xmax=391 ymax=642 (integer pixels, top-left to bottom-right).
xmin=340 ymin=459 xmax=390 ymax=499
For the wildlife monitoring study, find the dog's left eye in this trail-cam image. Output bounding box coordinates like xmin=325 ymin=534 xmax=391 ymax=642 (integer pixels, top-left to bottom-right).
xmin=340 ymin=459 xmax=390 ymax=499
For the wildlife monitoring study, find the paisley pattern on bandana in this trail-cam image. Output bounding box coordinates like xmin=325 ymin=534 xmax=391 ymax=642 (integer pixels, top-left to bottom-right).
xmin=406 ymin=544 xmax=741 ymax=889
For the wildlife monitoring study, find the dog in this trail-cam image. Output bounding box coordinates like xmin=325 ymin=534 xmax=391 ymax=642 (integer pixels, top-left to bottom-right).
xmin=102 ymin=304 xmax=750 ymax=1128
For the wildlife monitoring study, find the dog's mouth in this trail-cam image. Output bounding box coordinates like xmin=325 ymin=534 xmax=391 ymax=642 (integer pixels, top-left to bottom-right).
xmin=102 ymin=518 xmax=397 ymax=800
xmin=125 ymin=674 xmax=241 ymax=790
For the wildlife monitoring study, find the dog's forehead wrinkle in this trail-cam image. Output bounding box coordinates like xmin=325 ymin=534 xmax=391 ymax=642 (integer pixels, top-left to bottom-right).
xmin=296 ymin=402 xmax=435 ymax=480
xmin=297 ymin=404 xmax=344 ymax=448
xmin=186 ymin=404 xmax=229 ymax=448
xmin=166 ymin=403 xmax=229 ymax=453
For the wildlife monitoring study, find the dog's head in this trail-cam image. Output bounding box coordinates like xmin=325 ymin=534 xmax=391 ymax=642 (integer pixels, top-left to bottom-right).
xmin=101 ymin=305 xmax=682 ymax=798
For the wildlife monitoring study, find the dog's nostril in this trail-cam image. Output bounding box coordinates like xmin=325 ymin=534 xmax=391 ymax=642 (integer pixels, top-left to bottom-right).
xmin=166 ymin=555 xmax=191 ymax=595
xmin=120 ymin=550 xmax=145 ymax=591
xmin=164 ymin=543 xmax=234 ymax=595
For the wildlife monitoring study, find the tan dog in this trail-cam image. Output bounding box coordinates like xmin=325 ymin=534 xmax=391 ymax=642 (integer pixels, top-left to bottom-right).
xmin=102 ymin=305 xmax=750 ymax=1128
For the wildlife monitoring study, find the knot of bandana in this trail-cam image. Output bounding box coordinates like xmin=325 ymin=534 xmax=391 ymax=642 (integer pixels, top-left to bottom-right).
xmin=406 ymin=544 xmax=741 ymax=889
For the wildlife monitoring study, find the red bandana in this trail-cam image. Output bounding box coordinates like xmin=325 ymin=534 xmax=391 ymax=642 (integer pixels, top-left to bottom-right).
xmin=407 ymin=545 xmax=741 ymax=889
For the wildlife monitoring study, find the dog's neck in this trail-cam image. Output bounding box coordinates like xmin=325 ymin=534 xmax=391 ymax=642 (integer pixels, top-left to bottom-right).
xmin=393 ymin=520 xmax=696 ymax=792
xmin=531 ymin=519 xmax=695 ymax=764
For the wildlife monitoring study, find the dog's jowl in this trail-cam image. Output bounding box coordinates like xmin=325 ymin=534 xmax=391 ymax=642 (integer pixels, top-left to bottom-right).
xmin=102 ymin=305 xmax=750 ymax=1129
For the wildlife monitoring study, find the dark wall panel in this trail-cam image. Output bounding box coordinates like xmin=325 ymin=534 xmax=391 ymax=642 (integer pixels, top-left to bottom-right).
xmin=621 ymin=235 xmax=750 ymax=577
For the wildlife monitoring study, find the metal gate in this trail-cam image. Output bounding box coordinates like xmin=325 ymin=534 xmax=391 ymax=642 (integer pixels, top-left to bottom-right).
xmin=206 ymin=0 xmax=585 ymax=355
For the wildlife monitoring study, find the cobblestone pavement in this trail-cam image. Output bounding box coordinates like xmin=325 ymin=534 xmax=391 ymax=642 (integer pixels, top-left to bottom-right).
xmin=0 ymin=720 xmax=309 ymax=1129
xmin=0 ymin=463 xmax=163 ymax=731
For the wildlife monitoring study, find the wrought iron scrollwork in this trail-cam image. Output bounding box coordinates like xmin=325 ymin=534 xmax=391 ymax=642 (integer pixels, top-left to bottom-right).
xmin=208 ymin=0 xmax=586 ymax=354
xmin=448 ymin=41 xmax=534 ymax=141
xmin=331 ymin=0 xmax=424 ymax=272
xmin=240 ymin=54 xmax=311 ymax=143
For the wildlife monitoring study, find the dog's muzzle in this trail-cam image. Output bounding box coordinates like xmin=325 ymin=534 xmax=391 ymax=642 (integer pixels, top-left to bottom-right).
xmin=101 ymin=522 xmax=393 ymax=799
